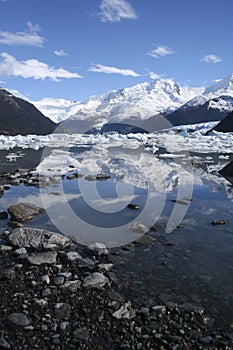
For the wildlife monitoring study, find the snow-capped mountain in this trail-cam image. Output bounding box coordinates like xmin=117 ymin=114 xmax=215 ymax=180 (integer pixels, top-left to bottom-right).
xmin=167 ymin=74 xmax=233 ymax=126
xmin=32 ymin=98 xmax=81 ymax=124
xmin=58 ymin=79 xmax=203 ymax=133
xmin=5 ymin=73 xmax=233 ymax=134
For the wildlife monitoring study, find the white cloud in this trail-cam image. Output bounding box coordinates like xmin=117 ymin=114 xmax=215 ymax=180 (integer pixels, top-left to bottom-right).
xmin=0 ymin=22 xmax=44 ymax=47
xmin=54 ymin=49 xmax=69 ymax=57
xmin=0 ymin=52 xmax=82 ymax=81
xmin=201 ymin=54 xmax=221 ymax=63
xmin=26 ymin=21 xmax=41 ymax=33
xmin=148 ymin=45 xmax=173 ymax=59
xmin=98 ymin=0 xmax=138 ymax=22
xmin=148 ymin=71 xmax=162 ymax=80
xmin=88 ymin=63 xmax=140 ymax=77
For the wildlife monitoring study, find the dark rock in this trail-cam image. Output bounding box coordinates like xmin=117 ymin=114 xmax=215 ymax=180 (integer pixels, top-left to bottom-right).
xmin=5 ymin=313 xmax=30 ymax=329
xmin=134 ymin=234 xmax=155 ymax=245
xmin=54 ymin=303 xmax=71 ymax=320
xmin=85 ymin=174 xmax=110 ymax=181
xmin=170 ymin=199 xmax=188 ymax=205
xmin=0 ymin=268 xmax=16 ymax=281
xmin=8 ymin=203 xmax=44 ymax=223
xmin=60 ymin=280 xmax=81 ymax=292
xmin=66 ymin=174 xmax=76 ymax=180
xmin=127 ymin=203 xmax=140 ymax=210
xmin=0 ymin=337 xmax=10 ymax=349
xmin=211 ymin=220 xmax=228 ymax=225
xmin=7 ymin=221 xmax=23 ymax=229
xmin=74 ymin=327 xmax=89 ymax=340
xmin=179 ymin=303 xmax=204 ymax=313
xmin=199 ymin=336 xmax=213 ymax=344
xmin=0 ymin=245 xmax=13 ymax=254
xmin=0 ymin=211 xmax=8 ymax=220
xmin=8 ymin=227 xmax=71 ymax=251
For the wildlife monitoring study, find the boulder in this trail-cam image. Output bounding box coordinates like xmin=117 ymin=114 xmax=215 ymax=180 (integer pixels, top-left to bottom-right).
xmin=8 ymin=203 xmax=45 ymax=223
xmin=8 ymin=227 xmax=71 ymax=251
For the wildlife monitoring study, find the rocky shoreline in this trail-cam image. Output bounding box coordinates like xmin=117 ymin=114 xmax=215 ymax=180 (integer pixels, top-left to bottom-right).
xmin=0 ymin=168 xmax=232 ymax=349
xmin=0 ymin=226 xmax=232 ymax=350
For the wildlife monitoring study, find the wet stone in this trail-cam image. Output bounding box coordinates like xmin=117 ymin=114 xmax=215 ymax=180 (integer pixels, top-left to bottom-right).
xmin=66 ymin=251 xmax=82 ymax=261
xmin=0 ymin=245 xmax=13 ymax=254
xmin=7 ymin=203 xmax=44 ymax=223
xmin=0 ymin=268 xmax=16 ymax=281
xmin=54 ymin=303 xmax=71 ymax=320
xmin=211 ymin=220 xmax=228 ymax=225
xmin=5 ymin=313 xmax=30 ymax=329
xmin=8 ymin=227 xmax=71 ymax=251
xmin=7 ymin=221 xmax=23 ymax=229
xmin=74 ymin=327 xmax=89 ymax=340
xmin=83 ymin=272 xmax=109 ymax=288
xmin=112 ymin=302 xmax=136 ymax=319
xmin=0 ymin=211 xmax=8 ymax=220
xmin=13 ymin=247 xmax=27 ymax=256
xmin=0 ymin=338 xmax=10 ymax=349
xmin=127 ymin=203 xmax=140 ymax=210
xmin=25 ymin=251 xmax=57 ymax=265
xmin=60 ymin=280 xmax=81 ymax=292
xmin=88 ymin=242 xmax=108 ymax=256
xmin=179 ymin=303 xmax=204 ymax=313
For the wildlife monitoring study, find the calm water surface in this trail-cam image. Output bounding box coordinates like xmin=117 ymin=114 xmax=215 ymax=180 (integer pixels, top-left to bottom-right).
xmin=0 ymin=145 xmax=232 ymax=330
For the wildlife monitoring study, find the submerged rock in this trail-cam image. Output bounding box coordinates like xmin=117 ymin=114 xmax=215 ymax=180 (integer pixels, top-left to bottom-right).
xmin=127 ymin=203 xmax=140 ymax=210
xmin=0 ymin=210 xmax=8 ymax=220
xmin=211 ymin=219 xmax=228 ymax=225
xmin=8 ymin=227 xmax=71 ymax=251
xmin=7 ymin=202 xmax=45 ymax=223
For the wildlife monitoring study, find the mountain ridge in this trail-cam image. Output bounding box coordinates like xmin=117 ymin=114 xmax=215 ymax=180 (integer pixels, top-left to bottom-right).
xmin=0 ymin=88 xmax=56 ymax=135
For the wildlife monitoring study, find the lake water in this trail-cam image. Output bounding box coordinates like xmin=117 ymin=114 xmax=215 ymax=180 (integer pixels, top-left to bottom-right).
xmin=0 ymin=141 xmax=232 ymax=331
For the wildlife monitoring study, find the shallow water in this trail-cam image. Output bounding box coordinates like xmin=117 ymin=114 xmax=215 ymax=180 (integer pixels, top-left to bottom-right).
xmin=0 ymin=144 xmax=233 ymax=330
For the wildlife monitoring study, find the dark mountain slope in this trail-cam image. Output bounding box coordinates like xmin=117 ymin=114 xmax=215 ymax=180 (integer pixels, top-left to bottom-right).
xmin=211 ymin=111 xmax=233 ymax=133
xmin=166 ymin=98 xmax=229 ymax=127
xmin=0 ymin=88 xmax=56 ymax=135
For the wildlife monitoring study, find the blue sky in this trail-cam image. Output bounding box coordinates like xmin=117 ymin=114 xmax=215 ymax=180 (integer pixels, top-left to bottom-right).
xmin=0 ymin=0 xmax=232 ymax=101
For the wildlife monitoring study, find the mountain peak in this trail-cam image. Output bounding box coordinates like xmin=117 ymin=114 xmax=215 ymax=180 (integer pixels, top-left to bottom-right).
xmin=204 ymin=74 xmax=233 ymax=95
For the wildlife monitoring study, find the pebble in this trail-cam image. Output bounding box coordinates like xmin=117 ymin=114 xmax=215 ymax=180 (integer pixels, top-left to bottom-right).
xmin=54 ymin=303 xmax=71 ymax=320
xmin=83 ymin=272 xmax=109 ymax=288
xmin=112 ymin=302 xmax=136 ymax=319
xmin=88 ymin=242 xmax=109 ymax=256
xmin=41 ymin=274 xmax=50 ymax=284
xmin=66 ymin=251 xmax=82 ymax=261
xmin=74 ymin=327 xmax=89 ymax=340
xmin=60 ymin=280 xmax=81 ymax=292
xmin=0 ymin=245 xmax=13 ymax=254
